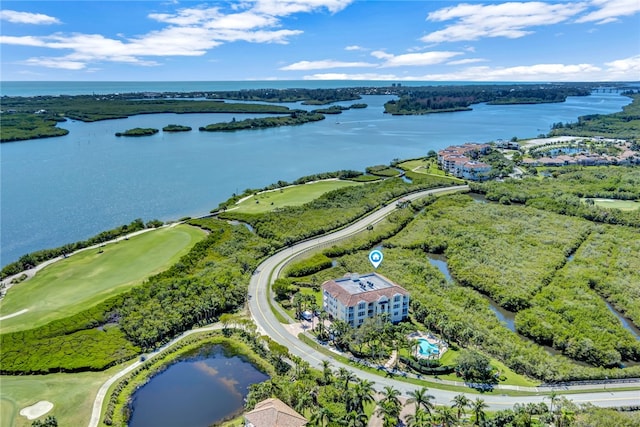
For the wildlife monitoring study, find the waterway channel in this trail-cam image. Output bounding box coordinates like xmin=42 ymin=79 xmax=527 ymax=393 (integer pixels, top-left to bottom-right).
xmin=128 ymin=344 xmax=268 ymax=427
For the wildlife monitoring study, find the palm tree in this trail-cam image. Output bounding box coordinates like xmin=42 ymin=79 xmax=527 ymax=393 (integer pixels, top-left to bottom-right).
xmin=320 ymin=360 xmax=333 ymax=385
xmin=337 ymin=367 xmax=356 ymax=391
xmin=309 ymin=406 xmax=332 ymax=427
xmin=350 ymin=378 xmax=376 ymax=414
xmin=435 ymin=406 xmax=458 ymax=427
xmin=471 ymin=397 xmax=488 ymax=426
xmin=407 ymin=387 xmax=435 ymax=416
xmin=451 ymin=393 xmax=471 ymax=421
xmin=546 ymin=390 xmax=559 ymax=417
xmin=342 ymin=410 xmax=369 ymax=427
xmin=404 ymin=408 xmax=432 ymax=427
xmin=376 ymin=400 xmax=401 ymax=427
xmin=377 ymin=385 xmax=402 ymax=427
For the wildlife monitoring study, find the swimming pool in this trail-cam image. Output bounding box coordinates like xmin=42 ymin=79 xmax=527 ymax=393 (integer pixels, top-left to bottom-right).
xmin=418 ymin=338 xmax=440 ymax=356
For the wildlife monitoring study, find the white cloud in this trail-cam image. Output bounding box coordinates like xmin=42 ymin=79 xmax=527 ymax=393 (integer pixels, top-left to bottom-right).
xmin=280 ymin=59 xmax=376 ymax=70
xmin=345 ymin=45 xmax=365 ymax=51
xmin=253 ymin=0 xmax=353 ymax=16
xmin=301 ymin=60 xmax=640 ymax=82
xmin=0 ymin=10 xmax=61 ymax=25
xmin=447 ymin=58 xmax=488 ymax=65
xmin=604 ymin=55 xmax=640 ymax=79
xmin=24 ymin=57 xmax=86 ymax=70
xmin=422 ymin=2 xmax=587 ymax=43
xmin=576 ymin=0 xmax=640 ymax=24
xmin=303 ymin=72 xmax=402 ymax=80
xmin=0 ymin=1 xmax=352 ymax=71
xmin=373 ymin=50 xmax=462 ymax=67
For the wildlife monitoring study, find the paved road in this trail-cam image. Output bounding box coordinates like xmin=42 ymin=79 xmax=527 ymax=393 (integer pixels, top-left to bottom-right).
xmin=248 ymin=185 xmax=640 ymax=410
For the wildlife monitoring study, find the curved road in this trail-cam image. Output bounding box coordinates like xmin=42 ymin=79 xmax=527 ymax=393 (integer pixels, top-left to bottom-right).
xmin=248 ymin=185 xmax=640 ymax=410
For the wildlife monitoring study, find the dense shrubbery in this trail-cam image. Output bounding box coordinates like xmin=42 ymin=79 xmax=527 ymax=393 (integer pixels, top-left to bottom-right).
xmin=118 ymin=219 xmax=269 ymax=349
xmin=199 ymin=112 xmax=324 ymax=132
xmin=285 ymin=253 xmax=333 ymax=277
xmin=0 ymin=95 xmax=292 ymax=122
xmin=115 ymin=127 xmax=158 ymax=137
xmin=1 ymin=218 xmax=148 ymax=279
xmin=0 ymin=295 xmax=139 ymax=373
xmin=471 ymin=166 xmax=640 ymax=227
xmin=384 ymin=84 xmax=591 ymax=115
xmin=162 ymin=124 xmax=191 ymax=132
xmin=388 ymin=195 xmax=591 ymax=311
xmin=0 ymin=113 xmax=68 ymax=142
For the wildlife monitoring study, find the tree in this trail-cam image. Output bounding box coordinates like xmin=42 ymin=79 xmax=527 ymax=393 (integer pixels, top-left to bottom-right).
xmin=320 ymin=360 xmax=333 ymax=385
xmin=309 ymin=406 xmax=332 ymax=427
xmin=546 ymin=390 xmax=559 ymax=417
xmin=404 ymin=408 xmax=432 ymax=427
xmin=272 ymin=278 xmax=292 ymax=300
xmin=350 ymin=378 xmax=376 ymax=414
xmin=435 ymin=406 xmax=457 ymax=427
xmin=451 ymin=393 xmax=471 ymax=421
xmin=337 ymin=367 xmax=356 ymax=391
xmin=31 ymin=416 xmax=57 ymax=427
xmin=471 ymin=398 xmax=488 ymax=426
xmin=376 ymin=385 xmax=402 ymax=427
xmin=407 ymin=387 xmax=435 ymax=416
xmin=341 ymin=410 xmax=369 ymax=427
xmin=330 ymin=319 xmax=350 ymax=349
xmin=456 ymin=349 xmax=494 ymax=383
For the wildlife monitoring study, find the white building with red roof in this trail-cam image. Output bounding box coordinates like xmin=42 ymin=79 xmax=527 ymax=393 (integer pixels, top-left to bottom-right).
xmin=322 ymin=273 xmax=410 ymax=327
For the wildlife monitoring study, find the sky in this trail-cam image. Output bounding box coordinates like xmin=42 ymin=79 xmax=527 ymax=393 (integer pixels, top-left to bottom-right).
xmin=1 ymin=0 xmax=639 ymax=82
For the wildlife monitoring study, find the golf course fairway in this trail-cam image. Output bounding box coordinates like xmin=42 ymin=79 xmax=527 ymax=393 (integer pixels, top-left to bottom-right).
xmin=0 ymin=224 xmax=205 ymax=333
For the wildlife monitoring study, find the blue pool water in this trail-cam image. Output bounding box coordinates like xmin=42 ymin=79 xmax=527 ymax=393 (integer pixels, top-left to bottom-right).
xmin=418 ymin=339 xmax=440 ymax=356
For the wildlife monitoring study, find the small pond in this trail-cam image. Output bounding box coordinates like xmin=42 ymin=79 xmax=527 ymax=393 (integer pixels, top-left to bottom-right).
xmin=128 ymin=344 xmax=269 ymax=427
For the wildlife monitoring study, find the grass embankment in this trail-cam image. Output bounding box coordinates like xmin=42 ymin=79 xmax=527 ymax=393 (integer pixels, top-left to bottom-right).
xmin=231 ymin=180 xmax=361 ymax=214
xmin=0 ymin=225 xmax=205 ymax=333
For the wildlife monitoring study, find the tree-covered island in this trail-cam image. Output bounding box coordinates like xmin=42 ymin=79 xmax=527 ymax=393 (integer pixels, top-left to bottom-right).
xmin=115 ymin=127 xmax=159 ymax=137
xmin=0 ymin=83 xmax=613 ymax=142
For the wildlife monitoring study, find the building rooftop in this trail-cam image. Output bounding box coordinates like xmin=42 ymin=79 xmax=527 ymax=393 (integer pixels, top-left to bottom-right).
xmin=322 ymin=272 xmax=409 ymax=307
xmin=245 ymin=398 xmax=307 ymax=427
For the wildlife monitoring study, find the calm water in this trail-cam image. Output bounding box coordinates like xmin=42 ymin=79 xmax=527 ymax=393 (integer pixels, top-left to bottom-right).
xmin=0 ymin=82 xmax=630 ymax=266
xmin=128 ymin=344 xmax=269 ymax=427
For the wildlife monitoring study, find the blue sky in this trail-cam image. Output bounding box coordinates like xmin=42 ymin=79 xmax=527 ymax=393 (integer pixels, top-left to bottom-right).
xmin=1 ymin=0 xmax=639 ymax=81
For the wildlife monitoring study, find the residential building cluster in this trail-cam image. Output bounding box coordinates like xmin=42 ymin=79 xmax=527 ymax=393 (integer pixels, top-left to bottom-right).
xmin=437 ymin=143 xmax=492 ymax=181
xmin=522 ymin=141 xmax=639 ymax=167
xmin=322 ymin=273 xmax=410 ymax=327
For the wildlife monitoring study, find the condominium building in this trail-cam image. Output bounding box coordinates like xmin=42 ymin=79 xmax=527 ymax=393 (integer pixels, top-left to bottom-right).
xmin=322 ymin=273 xmax=410 ymax=327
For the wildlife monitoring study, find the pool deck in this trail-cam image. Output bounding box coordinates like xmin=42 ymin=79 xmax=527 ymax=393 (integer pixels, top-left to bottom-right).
xmin=407 ymin=331 xmax=448 ymax=359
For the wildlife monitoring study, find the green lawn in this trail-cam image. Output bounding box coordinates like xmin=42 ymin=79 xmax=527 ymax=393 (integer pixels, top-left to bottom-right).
xmin=397 ymin=159 xmax=463 ymax=180
xmin=0 ymin=364 xmax=123 ymax=427
xmin=0 ymin=225 xmax=205 ymax=333
xmin=231 ymin=180 xmax=361 ymax=214
xmin=585 ymin=198 xmax=640 ymax=211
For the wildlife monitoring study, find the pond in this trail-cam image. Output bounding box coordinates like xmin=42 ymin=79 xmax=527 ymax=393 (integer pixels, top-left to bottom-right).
xmin=128 ymin=344 xmax=269 ymax=427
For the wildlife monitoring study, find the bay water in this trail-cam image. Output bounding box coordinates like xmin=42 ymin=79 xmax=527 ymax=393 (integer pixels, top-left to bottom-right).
xmin=0 ymin=82 xmax=630 ymax=266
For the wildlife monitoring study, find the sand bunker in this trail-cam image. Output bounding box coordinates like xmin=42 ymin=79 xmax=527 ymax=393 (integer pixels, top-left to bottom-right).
xmin=20 ymin=401 xmax=53 ymax=420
